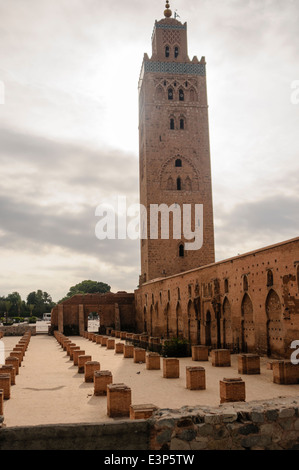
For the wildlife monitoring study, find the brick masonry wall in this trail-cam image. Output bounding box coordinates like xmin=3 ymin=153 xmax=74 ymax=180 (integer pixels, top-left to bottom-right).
xmin=51 ymin=292 xmax=136 ymax=333
xmin=0 ymin=325 xmax=36 ymax=337
xmin=135 ymin=237 xmax=299 ymax=358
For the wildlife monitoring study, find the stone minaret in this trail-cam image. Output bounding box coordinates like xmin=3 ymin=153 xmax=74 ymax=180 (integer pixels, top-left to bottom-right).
xmin=139 ymin=2 xmax=215 ymax=284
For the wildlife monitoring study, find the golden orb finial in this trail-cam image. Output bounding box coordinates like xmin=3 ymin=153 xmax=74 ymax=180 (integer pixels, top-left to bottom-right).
xmin=164 ymin=1 xmax=172 ymax=18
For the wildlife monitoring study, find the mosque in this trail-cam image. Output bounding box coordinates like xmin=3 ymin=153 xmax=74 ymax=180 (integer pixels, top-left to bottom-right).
xmin=51 ymin=2 xmax=299 ymax=360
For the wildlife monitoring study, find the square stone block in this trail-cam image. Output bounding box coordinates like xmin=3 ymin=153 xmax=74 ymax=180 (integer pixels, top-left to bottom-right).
xmin=272 ymin=360 xmax=299 ymax=385
xmin=73 ymin=350 xmax=85 ymax=366
xmin=130 ymin=404 xmax=158 ymax=420
xmin=134 ymin=348 xmax=146 ymax=363
xmin=107 ymin=383 xmax=132 ymax=418
xmin=115 ymin=343 xmax=124 ymax=354
xmin=146 ymin=353 xmax=161 ymax=370
xmin=0 ymin=374 xmax=11 ymax=400
xmin=186 ymin=366 xmax=206 ymax=390
xmin=211 ymin=349 xmax=231 ymax=367
xmin=220 ymin=377 xmax=246 ymax=404
xmin=238 ymin=354 xmax=260 ymax=375
xmin=123 ymin=344 xmax=134 ymax=358
xmin=106 ymin=339 xmax=115 ymax=350
xmin=84 ymin=361 xmax=101 ymax=383
xmin=94 ymin=370 xmax=113 ymax=396
xmin=163 ymin=358 xmax=180 ymax=378
xmin=78 ymin=355 xmax=92 ymax=374
xmin=192 ymin=345 xmax=209 ymax=362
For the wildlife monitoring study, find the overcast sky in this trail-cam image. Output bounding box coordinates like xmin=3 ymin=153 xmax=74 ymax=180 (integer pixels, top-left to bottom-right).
xmin=0 ymin=0 xmax=298 ymax=302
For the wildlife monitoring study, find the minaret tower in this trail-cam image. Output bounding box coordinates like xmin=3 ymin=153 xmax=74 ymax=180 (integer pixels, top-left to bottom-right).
xmin=139 ymin=2 xmax=215 ymax=284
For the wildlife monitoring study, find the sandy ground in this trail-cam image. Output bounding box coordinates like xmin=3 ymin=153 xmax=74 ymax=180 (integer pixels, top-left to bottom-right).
xmin=1 ymin=329 xmax=299 ymax=428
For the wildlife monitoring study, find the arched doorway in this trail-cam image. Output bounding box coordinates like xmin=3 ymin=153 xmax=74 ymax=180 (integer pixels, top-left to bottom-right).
xmin=241 ymin=294 xmax=255 ymax=352
xmin=266 ymin=289 xmax=283 ymax=357
xmin=164 ymin=303 xmax=170 ymax=338
xmin=176 ymin=302 xmax=183 ymax=338
xmin=143 ymin=306 xmax=147 ymax=333
xmin=222 ymin=297 xmax=232 ymax=349
xmin=205 ymin=311 xmax=211 ymax=346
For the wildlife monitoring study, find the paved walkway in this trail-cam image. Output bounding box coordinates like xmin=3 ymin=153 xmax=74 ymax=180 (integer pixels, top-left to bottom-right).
xmin=2 ymin=333 xmax=299 ymax=427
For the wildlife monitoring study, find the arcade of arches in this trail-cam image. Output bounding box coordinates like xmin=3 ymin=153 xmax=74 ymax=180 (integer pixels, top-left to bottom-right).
xmin=135 ymin=237 xmax=299 ymax=359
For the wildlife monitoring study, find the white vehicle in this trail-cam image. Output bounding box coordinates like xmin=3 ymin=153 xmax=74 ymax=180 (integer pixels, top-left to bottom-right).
xmin=43 ymin=313 xmax=51 ymax=322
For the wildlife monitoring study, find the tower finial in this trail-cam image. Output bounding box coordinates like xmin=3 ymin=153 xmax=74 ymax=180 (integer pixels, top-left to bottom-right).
xmin=164 ymin=1 xmax=172 ymax=18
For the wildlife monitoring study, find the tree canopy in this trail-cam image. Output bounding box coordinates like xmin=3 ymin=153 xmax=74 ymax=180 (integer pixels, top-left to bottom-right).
xmin=58 ymin=280 xmax=111 ymax=303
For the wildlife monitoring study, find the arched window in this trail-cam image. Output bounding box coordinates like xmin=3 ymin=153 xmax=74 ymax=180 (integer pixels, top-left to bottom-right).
xmin=177 ymin=177 xmax=182 ymax=191
xmin=243 ymin=275 xmax=248 ymax=292
xmin=175 ymin=158 xmax=182 ymax=167
xmin=224 ymin=279 xmax=229 ymax=294
xmin=180 ymin=118 xmax=185 ymax=130
xmin=165 ymin=46 xmax=170 ymax=58
xmin=167 ymin=176 xmax=174 ymax=190
xmin=179 ymin=244 xmax=185 ymax=257
xmin=267 ymin=270 xmax=274 ymax=287
xmin=174 ymin=46 xmax=179 ymax=58
xmin=168 ymin=88 xmax=173 ymax=100
xmin=185 ymin=176 xmax=192 ymax=191
xmin=170 ymin=118 xmax=175 ymax=130
xmin=179 ymin=89 xmax=184 ymax=101
xmin=189 ymin=88 xmax=196 ymax=101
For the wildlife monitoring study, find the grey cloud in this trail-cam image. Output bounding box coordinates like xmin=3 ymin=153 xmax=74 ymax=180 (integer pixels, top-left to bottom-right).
xmin=214 ymin=194 xmax=299 ymax=260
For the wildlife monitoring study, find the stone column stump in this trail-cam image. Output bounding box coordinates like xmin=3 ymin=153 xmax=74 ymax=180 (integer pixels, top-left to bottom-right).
xmin=186 ymin=366 xmax=206 ymax=390
xmin=238 ymin=354 xmax=260 ymax=375
xmin=146 ymin=352 xmax=161 ymax=370
xmin=123 ymin=344 xmax=134 ymax=358
xmin=94 ymin=370 xmax=113 ymax=396
xmin=163 ymin=358 xmax=180 ymax=378
xmin=78 ymin=355 xmax=92 ymax=374
xmin=130 ymin=404 xmax=158 ymax=420
xmin=115 ymin=343 xmax=124 ymax=354
xmin=0 ymin=365 xmax=16 ymax=386
xmin=5 ymin=356 xmax=19 ymax=375
xmin=106 ymin=339 xmax=115 ymax=350
xmin=107 ymin=383 xmax=132 ymax=418
xmin=192 ymin=345 xmax=209 ymax=362
xmin=84 ymin=361 xmax=101 ymax=383
xmin=73 ymin=350 xmax=85 ymax=366
xmin=0 ymin=374 xmax=11 ymax=400
xmin=134 ymin=348 xmax=146 ymax=363
xmin=220 ymin=377 xmax=246 ymax=404
xmin=211 ymin=349 xmax=231 ymax=367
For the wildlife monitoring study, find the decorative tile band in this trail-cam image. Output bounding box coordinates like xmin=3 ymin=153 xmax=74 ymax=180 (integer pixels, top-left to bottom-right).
xmin=155 ymin=23 xmax=187 ymax=31
xmin=144 ymin=61 xmax=206 ymax=76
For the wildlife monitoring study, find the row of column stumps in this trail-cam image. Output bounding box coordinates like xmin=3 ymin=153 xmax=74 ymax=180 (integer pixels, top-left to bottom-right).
xmin=0 ymin=331 xmax=32 ymax=425
xmin=54 ymin=330 xmax=299 ymax=419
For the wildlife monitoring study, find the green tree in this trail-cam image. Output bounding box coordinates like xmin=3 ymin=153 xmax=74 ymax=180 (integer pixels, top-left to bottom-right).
xmin=4 ymin=300 xmax=12 ymax=322
xmin=28 ymin=304 xmax=35 ymax=316
xmin=6 ymin=292 xmax=22 ymax=316
xmin=58 ymin=280 xmax=111 ymax=303
xmin=26 ymin=290 xmax=55 ymax=317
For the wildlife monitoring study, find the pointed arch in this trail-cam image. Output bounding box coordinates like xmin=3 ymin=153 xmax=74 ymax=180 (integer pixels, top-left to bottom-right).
xmin=222 ymin=297 xmax=232 ymax=349
xmin=266 ymin=289 xmax=283 ymax=357
xmin=241 ymin=293 xmax=255 ymax=352
xmin=155 ymin=85 xmax=164 ymax=101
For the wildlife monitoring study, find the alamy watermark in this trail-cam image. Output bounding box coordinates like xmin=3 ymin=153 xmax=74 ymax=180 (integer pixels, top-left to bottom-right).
xmin=290 ymin=340 xmax=299 ymax=365
xmin=291 ymin=80 xmax=299 ymax=104
xmin=95 ymin=196 xmax=203 ymax=251
xmin=0 ymin=340 xmax=4 ymax=365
